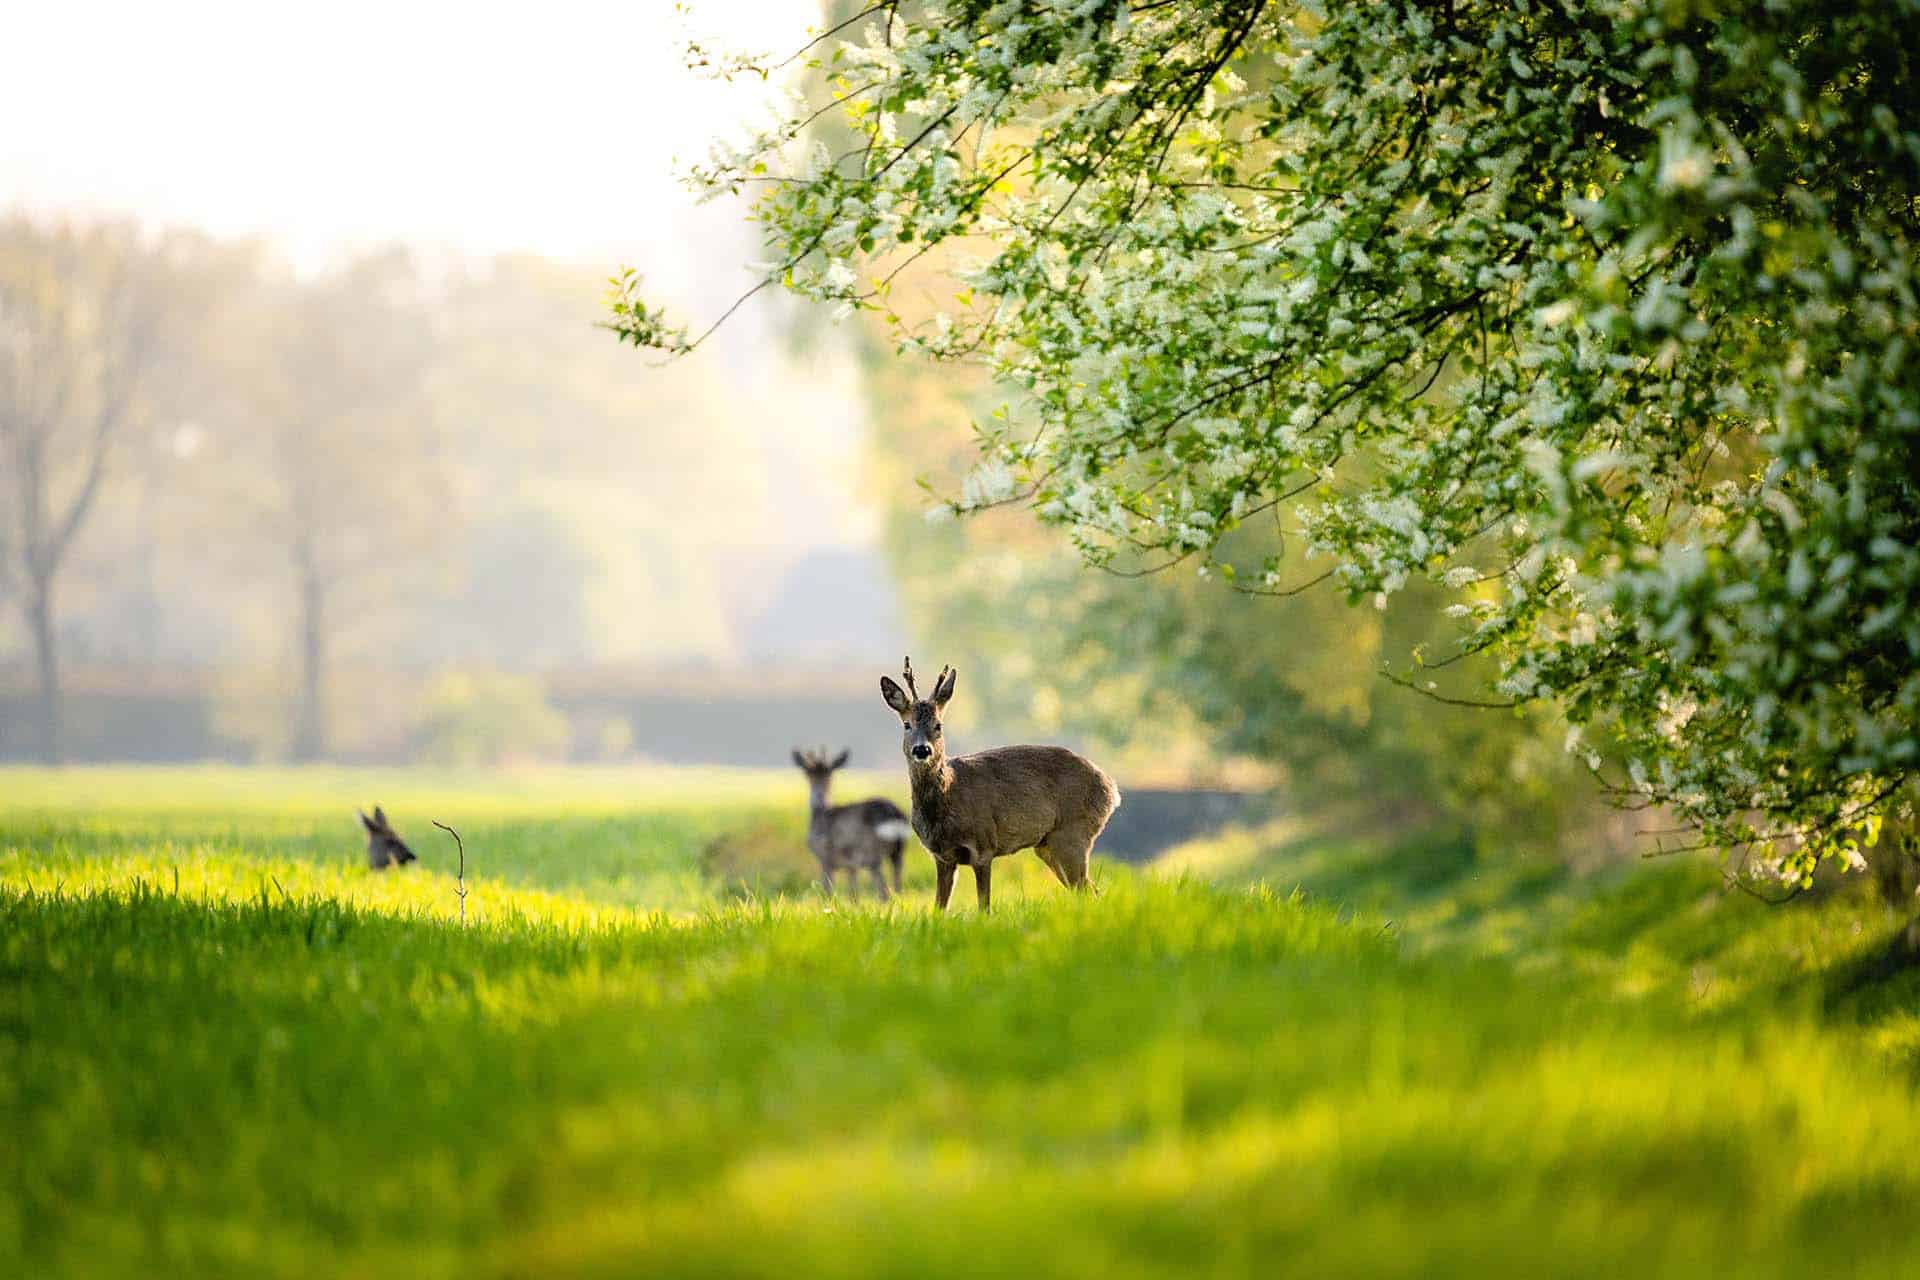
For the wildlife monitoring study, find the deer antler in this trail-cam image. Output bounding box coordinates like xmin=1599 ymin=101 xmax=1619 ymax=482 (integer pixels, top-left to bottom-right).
xmin=901 ymin=655 xmax=920 ymax=703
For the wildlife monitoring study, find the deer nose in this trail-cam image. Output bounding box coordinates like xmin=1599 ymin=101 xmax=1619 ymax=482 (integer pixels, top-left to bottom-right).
xmin=911 ymin=743 xmax=932 ymax=761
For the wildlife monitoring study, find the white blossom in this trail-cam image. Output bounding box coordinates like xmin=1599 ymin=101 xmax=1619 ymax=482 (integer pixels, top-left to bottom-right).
xmin=622 ymin=0 xmax=1920 ymax=881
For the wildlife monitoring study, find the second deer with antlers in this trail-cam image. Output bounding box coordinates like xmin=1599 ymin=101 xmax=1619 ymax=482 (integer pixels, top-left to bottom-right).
xmin=880 ymin=657 xmax=1119 ymax=911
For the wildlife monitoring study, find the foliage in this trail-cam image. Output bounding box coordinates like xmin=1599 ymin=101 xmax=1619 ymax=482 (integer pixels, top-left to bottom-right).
xmin=0 ymin=217 xmax=225 ymax=760
xmin=411 ymin=670 xmax=571 ymax=768
xmin=2 ymin=225 xmax=862 ymax=746
xmin=215 ymin=248 xmax=448 ymax=758
xmin=857 ymin=325 xmax=1590 ymax=834
xmin=431 ymin=254 xmax=795 ymax=666
xmin=699 ymin=818 xmax=820 ymax=898
xmin=890 ymin=501 xmax=1594 ymax=840
xmin=629 ymin=2 xmax=1920 ymax=887
xmin=852 ymin=271 xmax=1593 ymax=844
xmin=440 ymin=506 xmax=597 ymax=669
xmin=4 ymin=767 xmax=1920 ymax=1277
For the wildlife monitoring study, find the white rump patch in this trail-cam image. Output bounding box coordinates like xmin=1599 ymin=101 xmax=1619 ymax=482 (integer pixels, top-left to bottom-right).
xmin=873 ymin=820 xmax=911 ymax=842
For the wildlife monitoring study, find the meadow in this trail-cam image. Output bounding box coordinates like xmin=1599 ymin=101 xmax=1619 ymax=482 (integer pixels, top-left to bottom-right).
xmin=4 ymin=767 xmax=1918 ymax=1278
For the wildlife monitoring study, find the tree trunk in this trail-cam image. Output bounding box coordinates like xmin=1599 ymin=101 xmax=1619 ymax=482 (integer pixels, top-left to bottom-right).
xmin=1867 ymin=834 xmax=1920 ymax=967
xmin=26 ymin=573 xmax=62 ymax=765
xmin=1898 ymin=914 xmax=1920 ymax=963
xmin=292 ymin=554 xmax=327 ymax=762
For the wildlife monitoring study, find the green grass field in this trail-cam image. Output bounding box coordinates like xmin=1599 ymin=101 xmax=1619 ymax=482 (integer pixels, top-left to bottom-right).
xmin=4 ymin=768 xmax=1918 ymax=1278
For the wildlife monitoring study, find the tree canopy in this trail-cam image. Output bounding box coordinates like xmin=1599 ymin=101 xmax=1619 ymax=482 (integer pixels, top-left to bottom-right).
xmin=619 ymin=0 xmax=1920 ymax=888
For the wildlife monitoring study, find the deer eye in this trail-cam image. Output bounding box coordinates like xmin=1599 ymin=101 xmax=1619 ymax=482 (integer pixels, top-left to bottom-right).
xmin=932 ymin=722 xmax=941 ymax=732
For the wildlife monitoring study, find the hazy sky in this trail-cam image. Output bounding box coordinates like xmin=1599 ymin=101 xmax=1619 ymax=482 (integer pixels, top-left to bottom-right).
xmin=2 ymin=0 xmax=809 ymax=281
xmin=2 ymin=0 xmax=883 ymax=565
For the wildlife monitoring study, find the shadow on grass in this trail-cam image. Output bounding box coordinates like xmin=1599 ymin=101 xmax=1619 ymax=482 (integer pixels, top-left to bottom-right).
xmin=1164 ymin=813 xmax=1920 ymax=1071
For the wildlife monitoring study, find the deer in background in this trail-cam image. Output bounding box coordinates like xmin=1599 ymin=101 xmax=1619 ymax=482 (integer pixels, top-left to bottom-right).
xmin=791 ymin=747 xmax=911 ymax=899
xmin=357 ymin=805 xmax=417 ymax=870
xmin=880 ymin=657 xmax=1119 ymax=911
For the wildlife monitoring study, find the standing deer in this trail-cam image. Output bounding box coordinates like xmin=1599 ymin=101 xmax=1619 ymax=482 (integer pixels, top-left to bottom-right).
xmin=791 ymin=747 xmax=911 ymax=899
xmin=880 ymin=657 xmax=1119 ymax=911
xmin=357 ymin=805 xmax=417 ymax=870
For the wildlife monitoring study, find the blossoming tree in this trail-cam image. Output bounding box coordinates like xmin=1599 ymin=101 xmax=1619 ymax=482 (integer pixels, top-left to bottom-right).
xmin=615 ymin=1 xmax=1920 ymax=892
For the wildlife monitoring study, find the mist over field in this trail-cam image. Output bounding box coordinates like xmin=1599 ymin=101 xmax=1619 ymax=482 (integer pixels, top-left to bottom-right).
xmin=0 ymin=2 xmax=910 ymax=768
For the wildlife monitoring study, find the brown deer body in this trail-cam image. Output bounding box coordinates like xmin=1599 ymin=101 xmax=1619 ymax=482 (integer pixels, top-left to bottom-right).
xmin=792 ymin=747 xmax=910 ymax=899
xmin=880 ymin=658 xmax=1118 ymax=910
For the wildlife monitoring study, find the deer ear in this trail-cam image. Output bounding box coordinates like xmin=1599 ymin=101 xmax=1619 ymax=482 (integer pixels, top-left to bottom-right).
xmin=373 ymin=805 xmax=390 ymax=830
xmin=358 ymin=809 xmax=378 ymax=834
xmin=932 ymin=666 xmax=957 ymax=709
xmin=831 ymin=748 xmax=850 ymax=770
xmin=880 ymin=676 xmax=911 ymax=715
xmin=791 ymin=749 xmax=808 ymax=769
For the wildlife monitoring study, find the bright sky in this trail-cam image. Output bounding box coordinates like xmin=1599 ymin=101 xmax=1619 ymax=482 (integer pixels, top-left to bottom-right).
xmin=0 ymin=0 xmax=808 ymax=287
xmin=1 ymin=0 xmax=882 ymax=561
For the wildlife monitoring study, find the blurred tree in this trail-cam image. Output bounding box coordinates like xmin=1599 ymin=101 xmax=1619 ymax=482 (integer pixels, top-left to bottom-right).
xmin=0 ymin=217 xmax=205 ymax=762
xmin=443 ymin=507 xmax=594 ymax=669
xmin=428 ymin=254 xmax=788 ymax=666
xmin=279 ymin=254 xmax=443 ymax=759
xmin=0 ymin=213 xmax=893 ymax=764
xmin=412 ymin=669 xmax=568 ymax=767
xmin=854 ymin=321 xmax=1592 ymax=843
xmin=199 ymin=249 xmax=446 ymax=760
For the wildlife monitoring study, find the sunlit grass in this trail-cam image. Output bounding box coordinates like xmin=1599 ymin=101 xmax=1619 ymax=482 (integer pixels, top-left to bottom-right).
xmin=4 ymin=767 xmax=1918 ymax=1278
xmin=0 ymin=764 xmax=902 ymax=913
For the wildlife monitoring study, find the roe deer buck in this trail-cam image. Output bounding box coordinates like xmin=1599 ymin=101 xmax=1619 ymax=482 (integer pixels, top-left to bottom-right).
xmin=357 ymin=806 xmax=417 ymax=870
xmin=880 ymin=657 xmax=1119 ymax=911
xmin=792 ymin=746 xmax=911 ymax=899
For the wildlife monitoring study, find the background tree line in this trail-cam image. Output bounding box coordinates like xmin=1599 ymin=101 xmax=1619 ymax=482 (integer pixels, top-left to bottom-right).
xmin=0 ymin=214 xmax=872 ymax=764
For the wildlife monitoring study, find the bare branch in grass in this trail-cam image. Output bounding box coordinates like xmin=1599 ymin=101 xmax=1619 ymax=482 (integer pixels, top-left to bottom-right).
xmin=434 ymin=821 xmax=468 ymax=925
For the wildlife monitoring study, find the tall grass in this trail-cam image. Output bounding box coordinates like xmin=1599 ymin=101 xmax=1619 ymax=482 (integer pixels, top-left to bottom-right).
xmin=3 ymin=768 xmax=1917 ymax=1278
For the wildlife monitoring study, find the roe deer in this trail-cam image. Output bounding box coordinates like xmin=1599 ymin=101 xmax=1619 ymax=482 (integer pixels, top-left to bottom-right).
xmin=792 ymin=746 xmax=911 ymax=899
xmin=357 ymin=805 xmax=417 ymax=870
xmin=879 ymin=657 xmax=1118 ymax=911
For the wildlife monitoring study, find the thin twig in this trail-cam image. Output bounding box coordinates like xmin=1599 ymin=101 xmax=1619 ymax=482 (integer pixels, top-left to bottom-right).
xmin=1379 ymin=665 xmax=1519 ymax=709
xmin=1231 ymin=567 xmax=1334 ymax=598
xmin=434 ymin=821 xmax=468 ymax=925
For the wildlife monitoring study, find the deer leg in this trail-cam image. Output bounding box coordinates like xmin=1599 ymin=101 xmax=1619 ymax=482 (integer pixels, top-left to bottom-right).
xmin=1039 ymin=827 xmax=1095 ymax=891
xmin=890 ymin=844 xmax=904 ymax=895
xmin=1033 ymin=841 xmax=1064 ymax=888
xmin=870 ymin=863 xmax=891 ymax=902
xmin=974 ymin=858 xmax=992 ymax=911
xmin=934 ymin=861 xmax=955 ymax=911
xmin=820 ymin=864 xmax=836 ymax=897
